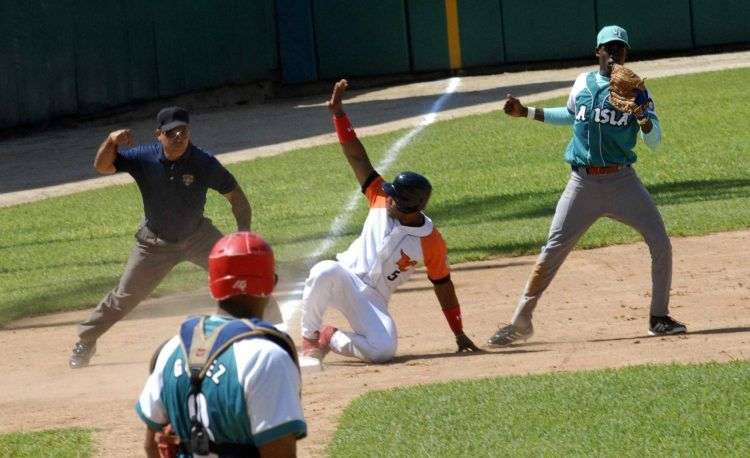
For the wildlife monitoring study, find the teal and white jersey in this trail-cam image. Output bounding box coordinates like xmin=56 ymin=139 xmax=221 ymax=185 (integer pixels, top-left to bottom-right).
xmin=565 ymin=71 xmax=658 ymax=166
xmin=136 ymin=315 xmax=306 ymax=454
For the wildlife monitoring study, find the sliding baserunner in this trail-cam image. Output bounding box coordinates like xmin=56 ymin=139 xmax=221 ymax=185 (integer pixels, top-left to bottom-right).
xmin=301 ymin=80 xmax=480 ymax=363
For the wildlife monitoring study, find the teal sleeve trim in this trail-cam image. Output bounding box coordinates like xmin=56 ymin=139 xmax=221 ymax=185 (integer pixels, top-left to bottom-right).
xmin=641 ymin=116 xmax=662 ymax=150
xmin=543 ymin=107 xmax=575 ymax=125
xmin=135 ymin=402 xmax=167 ymax=432
xmin=253 ymin=420 xmax=307 ymax=447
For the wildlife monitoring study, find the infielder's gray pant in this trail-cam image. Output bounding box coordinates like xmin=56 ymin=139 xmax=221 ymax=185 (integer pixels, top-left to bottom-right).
xmin=511 ymin=167 xmax=672 ymax=327
xmin=77 ymin=219 xmax=222 ymax=343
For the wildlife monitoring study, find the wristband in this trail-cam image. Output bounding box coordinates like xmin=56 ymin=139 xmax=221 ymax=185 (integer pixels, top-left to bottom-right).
xmin=333 ymin=114 xmax=357 ymax=144
xmin=526 ymin=107 xmax=536 ymax=120
xmin=442 ymin=305 xmax=463 ymax=334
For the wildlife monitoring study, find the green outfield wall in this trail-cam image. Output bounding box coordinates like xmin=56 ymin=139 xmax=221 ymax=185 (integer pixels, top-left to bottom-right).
xmin=1 ymin=0 xmax=748 ymax=130
xmin=0 ymin=0 xmax=276 ymax=129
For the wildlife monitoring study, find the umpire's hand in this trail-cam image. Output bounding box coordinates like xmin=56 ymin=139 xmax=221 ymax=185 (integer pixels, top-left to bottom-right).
xmin=455 ymin=332 xmax=482 ymax=353
xmin=108 ymin=129 xmax=135 ymax=147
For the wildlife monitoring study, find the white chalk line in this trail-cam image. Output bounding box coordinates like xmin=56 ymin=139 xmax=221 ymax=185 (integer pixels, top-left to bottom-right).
xmin=276 ymin=78 xmax=461 ymax=334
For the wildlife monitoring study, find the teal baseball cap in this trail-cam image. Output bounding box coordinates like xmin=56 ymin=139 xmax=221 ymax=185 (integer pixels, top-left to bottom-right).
xmin=596 ymin=25 xmax=630 ymax=48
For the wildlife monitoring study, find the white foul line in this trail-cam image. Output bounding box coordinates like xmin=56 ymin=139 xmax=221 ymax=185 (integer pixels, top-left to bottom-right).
xmin=277 ymin=77 xmax=461 ymax=332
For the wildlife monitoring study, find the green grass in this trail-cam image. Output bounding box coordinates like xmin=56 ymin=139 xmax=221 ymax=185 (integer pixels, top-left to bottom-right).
xmin=0 ymin=428 xmax=92 ymax=458
xmin=329 ymin=361 xmax=750 ymax=457
xmin=1 ymin=68 xmax=748 ymax=325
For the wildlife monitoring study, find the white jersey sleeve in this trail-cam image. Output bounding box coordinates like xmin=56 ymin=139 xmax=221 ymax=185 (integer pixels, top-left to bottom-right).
xmin=566 ymin=72 xmax=589 ymax=114
xmin=136 ymin=335 xmax=181 ymax=430
xmin=234 ymin=338 xmax=307 ymax=447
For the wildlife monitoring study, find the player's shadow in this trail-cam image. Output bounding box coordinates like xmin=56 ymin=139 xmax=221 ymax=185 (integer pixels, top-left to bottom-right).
xmin=391 ymin=347 xmax=548 ymax=364
xmin=325 ymin=347 xmax=548 ymax=367
xmin=588 ymin=325 xmax=750 ymax=343
xmin=0 ymin=80 xmax=573 ymax=194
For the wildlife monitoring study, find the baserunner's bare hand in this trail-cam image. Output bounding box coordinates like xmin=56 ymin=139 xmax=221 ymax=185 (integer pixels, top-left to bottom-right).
xmin=328 ymin=79 xmax=348 ymax=116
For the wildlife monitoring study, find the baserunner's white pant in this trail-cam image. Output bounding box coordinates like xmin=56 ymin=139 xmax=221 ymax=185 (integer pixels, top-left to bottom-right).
xmin=301 ymin=260 xmax=397 ymax=363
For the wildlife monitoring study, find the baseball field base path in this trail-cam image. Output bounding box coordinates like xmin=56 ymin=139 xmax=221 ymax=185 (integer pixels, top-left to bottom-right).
xmin=1 ymin=230 xmax=748 ymax=457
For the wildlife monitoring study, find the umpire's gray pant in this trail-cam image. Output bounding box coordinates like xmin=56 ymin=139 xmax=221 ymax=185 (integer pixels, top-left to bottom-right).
xmin=77 ymin=219 xmax=222 ymax=343
xmin=511 ymin=166 xmax=672 ymax=326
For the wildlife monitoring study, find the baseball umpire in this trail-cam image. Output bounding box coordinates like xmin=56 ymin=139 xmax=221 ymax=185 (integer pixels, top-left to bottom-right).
xmin=301 ymin=80 xmax=480 ymax=364
xmin=69 ymin=107 xmax=253 ymax=368
xmin=489 ymin=25 xmax=686 ymax=346
xmin=136 ymin=231 xmax=306 ymax=457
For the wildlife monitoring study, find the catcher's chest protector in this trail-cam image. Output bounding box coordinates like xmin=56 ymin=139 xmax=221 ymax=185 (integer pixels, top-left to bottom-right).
xmin=177 ymin=316 xmax=299 ymax=456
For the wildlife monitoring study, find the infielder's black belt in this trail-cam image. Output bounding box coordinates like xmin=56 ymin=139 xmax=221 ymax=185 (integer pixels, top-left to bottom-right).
xmin=572 ymin=164 xmax=631 ymax=175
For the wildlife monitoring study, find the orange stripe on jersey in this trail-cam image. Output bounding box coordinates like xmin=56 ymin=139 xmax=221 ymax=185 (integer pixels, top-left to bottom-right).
xmin=420 ymin=228 xmax=450 ymax=281
xmin=364 ymin=175 xmax=387 ymax=208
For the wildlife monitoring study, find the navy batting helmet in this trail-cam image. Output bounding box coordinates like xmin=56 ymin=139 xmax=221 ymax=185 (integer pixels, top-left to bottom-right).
xmin=382 ymin=171 xmax=432 ymax=213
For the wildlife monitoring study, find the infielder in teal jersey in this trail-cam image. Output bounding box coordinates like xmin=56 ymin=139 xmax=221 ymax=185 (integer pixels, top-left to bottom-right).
xmin=489 ymin=25 xmax=686 ymax=346
xmin=136 ymin=232 xmax=306 ymax=457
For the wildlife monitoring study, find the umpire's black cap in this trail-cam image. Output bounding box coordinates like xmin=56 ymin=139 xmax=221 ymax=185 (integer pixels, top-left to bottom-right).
xmin=382 ymin=171 xmax=432 ymax=213
xmin=157 ymin=106 xmax=190 ymax=131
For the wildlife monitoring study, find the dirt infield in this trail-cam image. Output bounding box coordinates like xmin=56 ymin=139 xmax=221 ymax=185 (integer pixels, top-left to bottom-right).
xmin=2 ymin=230 xmax=748 ymax=456
xmin=1 ymin=52 xmax=749 ymax=456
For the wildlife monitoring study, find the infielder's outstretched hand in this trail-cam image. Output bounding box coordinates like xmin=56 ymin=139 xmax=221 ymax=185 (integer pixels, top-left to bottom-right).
xmin=328 ymin=79 xmax=347 ymax=116
xmin=503 ymin=93 xmax=526 ymax=118
xmin=455 ymin=332 xmax=482 ymax=353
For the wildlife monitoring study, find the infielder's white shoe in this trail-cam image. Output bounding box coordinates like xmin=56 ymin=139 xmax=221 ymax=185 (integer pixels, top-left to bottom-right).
xmin=69 ymin=341 xmax=97 ymax=369
xmin=487 ymin=323 xmax=534 ymax=347
xmin=302 ymin=325 xmax=337 ymax=361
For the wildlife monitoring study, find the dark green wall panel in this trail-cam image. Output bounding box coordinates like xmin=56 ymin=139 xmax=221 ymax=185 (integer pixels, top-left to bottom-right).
xmin=0 ymin=1 xmax=77 ymax=127
xmin=597 ymin=0 xmax=692 ymax=51
xmin=155 ymin=0 xmax=276 ymax=96
xmin=74 ymin=0 xmax=132 ymax=112
xmin=458 ymin=0 xmax=504 ymax=67
xmin=502 ymin=0 xmax=596 ymax=62
xmin=692 ymin=0 xmax=750 ymax=46
xmin=407 ymin=0 xmax=451 ymax=72
xmin=124 ymin=0 xmax=158 ymax=102
xmin=314 ymin=0 xmax=410 ymax=78
xmin=231 ymin=0 xmax=278 ymax=82
xmin=408 ymin=0 xmax=450 ymax=72
xmin=154 ymin=1 xmax=192 ymax=97
xmin=0 ymin=1 xmax=20 ymax=128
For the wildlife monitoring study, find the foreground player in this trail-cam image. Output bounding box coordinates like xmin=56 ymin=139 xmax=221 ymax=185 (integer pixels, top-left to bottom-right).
xmin=136 ymin=232 xmax=306 ymax=457
xmin=489 ymin=26 xmax=686 ymax=346
xmin=70 ymin=106 xmax=254 ymax=368
xmin=301 ymin=80 xmax=480 ymax=363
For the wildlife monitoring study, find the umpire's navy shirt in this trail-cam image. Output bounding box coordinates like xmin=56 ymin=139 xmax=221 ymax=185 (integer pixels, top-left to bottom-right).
xmin=114 ymin=142 xmax=237 ymax=242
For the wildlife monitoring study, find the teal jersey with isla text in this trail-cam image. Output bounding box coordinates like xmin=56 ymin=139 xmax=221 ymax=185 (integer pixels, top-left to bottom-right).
xmin=565 ymin=71 xmax=657 ymax=166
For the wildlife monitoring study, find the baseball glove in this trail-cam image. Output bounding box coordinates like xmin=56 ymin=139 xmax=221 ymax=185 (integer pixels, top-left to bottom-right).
xmin=609 ymin=64 xmax=650 ymax=119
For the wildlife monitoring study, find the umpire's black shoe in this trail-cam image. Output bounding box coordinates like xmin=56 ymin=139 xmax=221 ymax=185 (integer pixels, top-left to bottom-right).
xmin=69 ymin=341 xmax=97 ymax=369
xmin=649 ymin=315 xmax=687 ymax=336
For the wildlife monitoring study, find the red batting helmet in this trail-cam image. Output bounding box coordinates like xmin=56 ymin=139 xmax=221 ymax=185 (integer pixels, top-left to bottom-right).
xmin=208 ymin=232 xmax=275 ymax=300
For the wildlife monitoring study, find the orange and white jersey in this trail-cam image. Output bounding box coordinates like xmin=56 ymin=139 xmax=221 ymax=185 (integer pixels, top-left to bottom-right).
xmin=336 ymin=174 xmax=450 ymax=303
